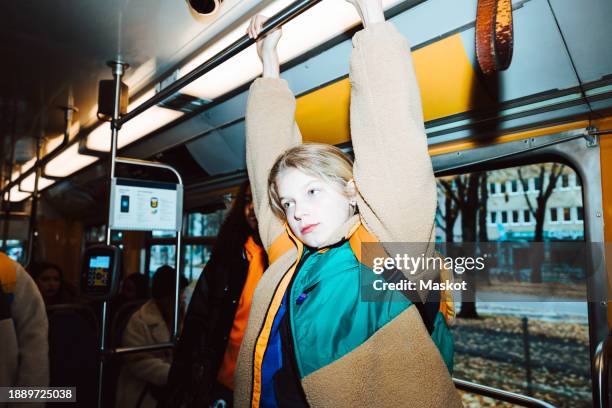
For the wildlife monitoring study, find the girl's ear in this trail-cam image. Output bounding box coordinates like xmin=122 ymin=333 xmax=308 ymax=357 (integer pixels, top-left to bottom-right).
xmin=345 ymin=179 xmax=357 ymax=202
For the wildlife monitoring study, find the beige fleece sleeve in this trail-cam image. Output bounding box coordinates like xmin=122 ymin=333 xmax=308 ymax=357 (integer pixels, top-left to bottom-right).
xmin=349 ymin=22 xmax=437 ymax=245
xmin=245 ymin=77 xmax=302 ymax=251
xmin=11 ymin=263 xmax=49 ymax=388
xmin=122 ymin=315 xmax=171 ymax=386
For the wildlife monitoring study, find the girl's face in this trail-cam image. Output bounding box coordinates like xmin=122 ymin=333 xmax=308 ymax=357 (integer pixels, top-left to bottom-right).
xmin=276 ymin=168 xmax=354 ymax=248
xmin=36 ymin=269 xmax=61 ymax=299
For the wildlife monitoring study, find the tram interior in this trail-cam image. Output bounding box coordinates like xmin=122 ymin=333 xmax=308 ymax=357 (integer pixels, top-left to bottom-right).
xmin=0 ymin=0 xmax=611 ymax=407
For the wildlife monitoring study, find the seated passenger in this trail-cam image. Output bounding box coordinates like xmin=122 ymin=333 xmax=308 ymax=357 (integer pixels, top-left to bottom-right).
xmin=115 ymin=266 xmax=187 ymax=408
xmin=110 ymin=272 xmax=150 ymax=319
xmin=29 ymin=261 xmax=78 ymax=306
xmin=121 ymin=273 xmax=149 ymax=302
xmin=0 ymin=252 xmax=49 ymax=403
xmin=163 ymin=182 xmax=268 ymax=408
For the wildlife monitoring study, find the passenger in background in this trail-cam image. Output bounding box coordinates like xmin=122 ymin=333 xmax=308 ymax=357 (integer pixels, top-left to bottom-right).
xmin=112 ymin=272 xmax=149 ymax=312
xmin=163 ymin=182 xmax=268 ymax=408
xmin=115 ymin=265 xmax=187 ymax=408
xmin=121 ymin=272 xmax=149 ymax=302
xmin=29 ymin=261 xmax=78 ymax=306
xmin=0 ymin=252 xmax=49 ymax=406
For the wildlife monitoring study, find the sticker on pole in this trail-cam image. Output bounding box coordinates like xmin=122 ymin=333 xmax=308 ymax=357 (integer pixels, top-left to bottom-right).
xmin=109 ymin=178 xmax=183 ymax=231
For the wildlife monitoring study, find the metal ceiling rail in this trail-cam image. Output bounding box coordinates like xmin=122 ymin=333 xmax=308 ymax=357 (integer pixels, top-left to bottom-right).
xmin=0 ymin=0 xmax=321 ymax=198
xmin=0 ymin=106 xmax=74 ymax=196
xmin=118 ymin=0 xmax=321 ymax=126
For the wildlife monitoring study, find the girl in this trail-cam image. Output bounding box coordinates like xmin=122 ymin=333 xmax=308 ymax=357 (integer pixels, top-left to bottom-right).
xmin=236 ymin=0 xmax=461 ymax=406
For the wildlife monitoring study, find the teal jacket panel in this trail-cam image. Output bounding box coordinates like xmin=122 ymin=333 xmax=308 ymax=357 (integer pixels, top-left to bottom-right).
xmin=288 ymin=241 xmax=411 ymax=378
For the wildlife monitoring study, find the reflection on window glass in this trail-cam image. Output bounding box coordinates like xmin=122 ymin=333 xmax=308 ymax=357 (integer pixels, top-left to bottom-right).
xmin=85 ymin=225 xmax=106 ymax=243
xmin=149 ymin=245 xmax=176 ymax=276
xmin=152 ymin=230 xmax=177 ymax=238
xmin=187 ymin=209 xmax=226 ymax=237
xmin=0 ymin=240 xmax=24 ymax=263
xmin=184 ymin=245 xmax=213 ymax=281
xmin=436 ymin=163 xmax=590 ymax=407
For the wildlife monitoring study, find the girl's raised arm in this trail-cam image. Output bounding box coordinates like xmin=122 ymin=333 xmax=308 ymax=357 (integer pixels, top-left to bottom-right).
xmin=348 ymin=0 xmax=437 ymax=245
xmin=245 ymin=15 xmax=302 ymax=252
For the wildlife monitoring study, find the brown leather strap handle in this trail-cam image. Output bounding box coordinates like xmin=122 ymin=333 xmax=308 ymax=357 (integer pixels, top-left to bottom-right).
xmin=476 ymin=0 xmax=514 ymax=75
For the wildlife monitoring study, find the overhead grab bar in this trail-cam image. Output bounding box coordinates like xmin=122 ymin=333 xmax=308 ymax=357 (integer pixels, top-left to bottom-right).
xmin=453 ymin=378 xmax=556 ymax=408
xmin=0 ymin=0 xmax=321 ymax=199
xmin=0 ymin=104 xmax=75 ymax=195
xmin=118 ymin=0 xmax=321 ymax=126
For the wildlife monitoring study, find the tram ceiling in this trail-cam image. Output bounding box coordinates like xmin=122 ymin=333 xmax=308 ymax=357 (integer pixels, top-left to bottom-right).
xmin=121 ymin=0 xmax=612 ymax=170
xmin=0 ymin=0 xmax=269 ymax=190
xmin=2 ymin=0 xmax=611 ymax=208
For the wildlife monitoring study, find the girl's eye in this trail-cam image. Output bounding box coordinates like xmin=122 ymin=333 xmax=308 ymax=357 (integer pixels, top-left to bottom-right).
xmin=282 ymin=201 xmax=293 ymax=209
xmin=308 ymin=188 xmax=320 ymax=196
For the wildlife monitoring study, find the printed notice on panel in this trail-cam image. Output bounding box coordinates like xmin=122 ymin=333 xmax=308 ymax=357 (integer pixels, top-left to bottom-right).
xmin=109 ymin=178 xmax=183 ymax=232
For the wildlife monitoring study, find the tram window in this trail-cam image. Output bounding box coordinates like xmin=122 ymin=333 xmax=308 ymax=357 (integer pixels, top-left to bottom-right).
xmin=436 ymin=162 xmax=590 ymax=407
xmin=184 ymin=244 xmax=213 ymax=281
xmin=148 ymin=245 xmax=176 ymax=276
xmin=187 ymin=208 xmax=226 ymax=237
xmin=148 ymin=244 xmax=213 ymax=280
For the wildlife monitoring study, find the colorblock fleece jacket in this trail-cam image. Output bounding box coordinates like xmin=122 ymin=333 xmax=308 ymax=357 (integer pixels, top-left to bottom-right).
xmin=236 ymin=22 xmax=462 ymax=408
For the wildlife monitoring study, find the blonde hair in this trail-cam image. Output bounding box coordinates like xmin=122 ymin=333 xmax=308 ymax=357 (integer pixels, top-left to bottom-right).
xmin=268 ymin=143 xmax=354 ymax=219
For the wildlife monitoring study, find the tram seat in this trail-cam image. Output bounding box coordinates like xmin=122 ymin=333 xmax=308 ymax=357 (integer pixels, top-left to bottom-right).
xmin=102 ymin=299 xmax=147 ymax=408
xmin=47 ymin=304 xmax=99 ymax=407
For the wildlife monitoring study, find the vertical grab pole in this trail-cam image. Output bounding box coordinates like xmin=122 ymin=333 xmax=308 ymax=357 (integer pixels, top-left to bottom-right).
xmin=98 ymin=59 xmax=128 ymax=408
xmin=173 ymin=217 xmax=182 ymax=341
xmin=114 ymin=157 xmax=184 ymax=341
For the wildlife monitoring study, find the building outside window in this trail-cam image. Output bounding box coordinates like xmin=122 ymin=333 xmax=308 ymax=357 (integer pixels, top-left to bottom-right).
xmin=577 ymin=206 xmax=584 ymax=221
xmin=434 ymin=162 xmax=589 ymax=406
xmin=501 ymin=211 xmax=508 ymax=224
xmin=533 ymin=177 xmax=541 ymax=191
xmin=510 ymin=180 xmax=518 ymax=193
xmin=550 ymin=207 xmax=558 ymax=223
xmin=561 ymin=174 xmax=569 ymax=188
xmin=512 ymin=210 xmax=519 ymax=224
